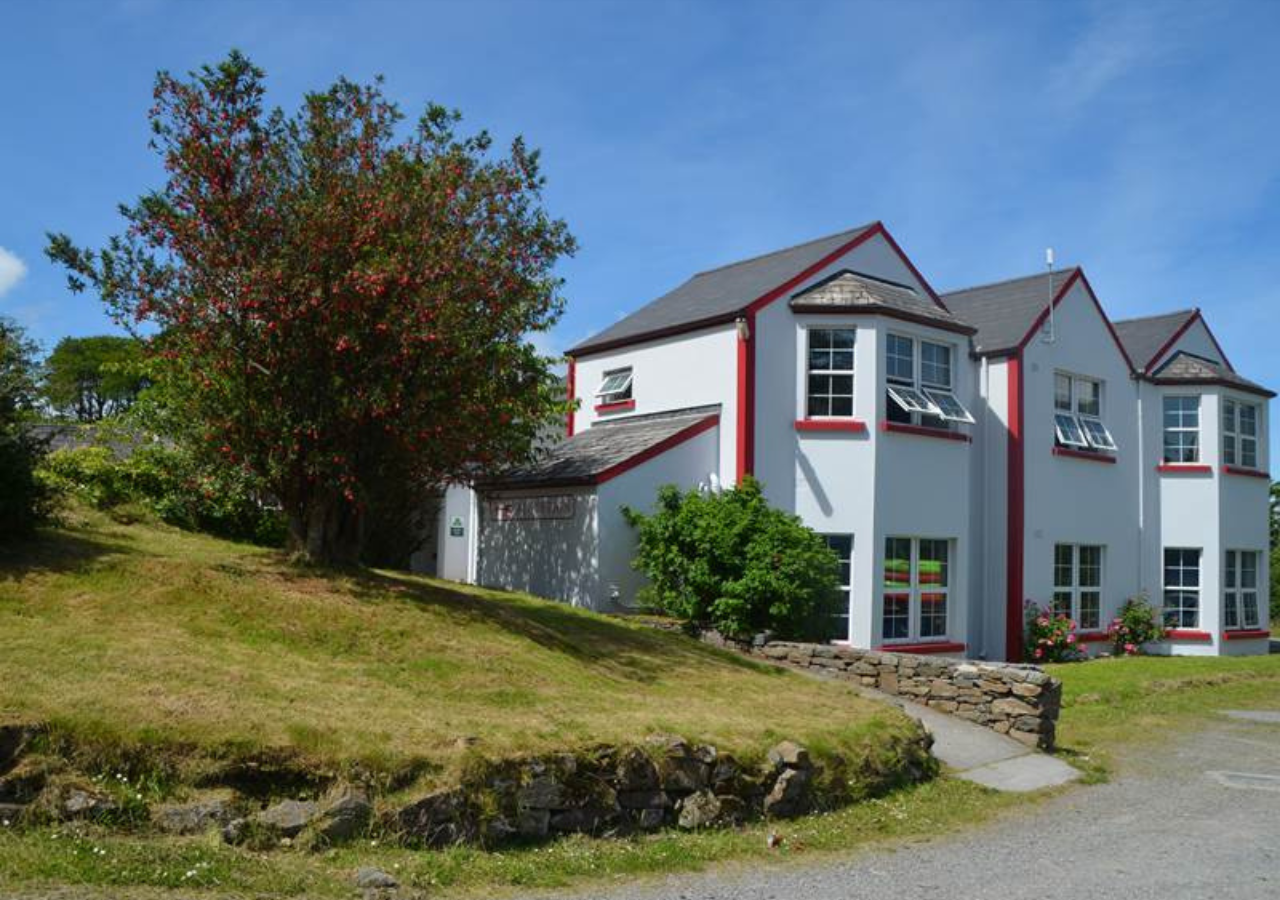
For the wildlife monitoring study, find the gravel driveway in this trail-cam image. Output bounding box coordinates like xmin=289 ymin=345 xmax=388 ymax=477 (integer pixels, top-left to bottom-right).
xmin=533 ymin=713 xmax=1280 ymax=900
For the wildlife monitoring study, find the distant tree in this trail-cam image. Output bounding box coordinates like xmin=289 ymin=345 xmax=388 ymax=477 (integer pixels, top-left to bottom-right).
xmin=0 ymin=318 xmax=53 ymax=538
xmin=47 ymin=51 xmax=575 ymax=564
xmin=42 ymin=335 xmax=146 ymax=421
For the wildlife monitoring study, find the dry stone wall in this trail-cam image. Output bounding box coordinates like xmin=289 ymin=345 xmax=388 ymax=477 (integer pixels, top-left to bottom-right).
xmin=706 ymin=638 xmax=1062 ymax=751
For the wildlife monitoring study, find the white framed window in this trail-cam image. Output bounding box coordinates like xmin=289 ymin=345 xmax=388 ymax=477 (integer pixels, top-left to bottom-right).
xmin=885 ymin=335 xmax=972 ymax=426
xmin=1163 ymin=548 xmax=1201 ymax=628
xmin=1162 ymin=396 xmax=1200 ymax=463
xmin=1224 ymin=550 xmax=1261 ymax=630
xmin=1223 ymin=399 xmax=1259 ymax=469
xmin=821 ymin=534 xmax=853 ymax=641
xmin=1054 ymin=373 xmax=1116 ymax=452
xmin=882 ymin=537 xmax=951 ymax=641
xmin=595 ymin=368 xmax=633 ymax=405
xmin=1052 ymin=544 xmax=1103 ymax=630
xmin=806 ymin=328 xmax=856 ymax=418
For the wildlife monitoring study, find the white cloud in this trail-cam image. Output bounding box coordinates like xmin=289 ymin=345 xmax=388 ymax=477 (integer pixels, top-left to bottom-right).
xmin=0 ymin=247 xmax=28 ymax=298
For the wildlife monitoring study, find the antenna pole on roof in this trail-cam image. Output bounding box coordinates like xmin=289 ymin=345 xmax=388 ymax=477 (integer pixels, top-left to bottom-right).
xmin=1042 ymin=247 xmax=1057 ymax=344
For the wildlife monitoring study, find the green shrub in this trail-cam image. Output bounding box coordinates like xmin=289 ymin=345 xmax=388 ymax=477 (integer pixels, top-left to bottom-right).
xmin=1107 ymin=595 xmax=1164 ymax=655
xmin=622 ymin=477 xmax=841 ymax=640
xmin=0 ymin=428 xmax=55 ymax=540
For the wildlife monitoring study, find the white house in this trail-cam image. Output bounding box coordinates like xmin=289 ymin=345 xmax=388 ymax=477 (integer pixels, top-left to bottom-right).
xmin=423 ymin=222 xmax=1273 ymax=660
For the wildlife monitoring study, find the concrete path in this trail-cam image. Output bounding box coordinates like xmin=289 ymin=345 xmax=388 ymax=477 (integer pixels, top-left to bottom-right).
xmin=881 ymin=694 xmax=1080 ymax=792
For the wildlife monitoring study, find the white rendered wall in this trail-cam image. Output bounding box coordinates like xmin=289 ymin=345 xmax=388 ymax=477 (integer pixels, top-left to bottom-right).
xmin=476 ymin=487 xmax=600 ymax=608
xmin=595 ymin=423 xmax=721 ymax=612
xmin=437 ymin=483 xmax=478 ymax=583
xmin=978 ymin=358 xmax=1011 ymax=660
xmin=1020 ymin=281 xmax=1142 ymax=632
xmin=572 ymin=326 xmax=737 ymax=482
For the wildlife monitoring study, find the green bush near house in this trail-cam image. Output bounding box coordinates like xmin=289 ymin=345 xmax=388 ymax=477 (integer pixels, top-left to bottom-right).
xmin=623 ymin=476 xmax=841 ymax=640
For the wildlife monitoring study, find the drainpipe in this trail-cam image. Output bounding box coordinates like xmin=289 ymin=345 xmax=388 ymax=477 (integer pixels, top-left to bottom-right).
xmin=1135 ymin=376 xmax=1144 ymax=592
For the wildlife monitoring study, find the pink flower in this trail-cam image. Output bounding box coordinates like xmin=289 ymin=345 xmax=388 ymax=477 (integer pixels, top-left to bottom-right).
xmin=1066 ymin=634 xmax=1077 ymax=643
xmin=1034 ymin=648 xmax=1044 ymax=659
xmin=1124 ymin=642 xmax=1136 ymax=653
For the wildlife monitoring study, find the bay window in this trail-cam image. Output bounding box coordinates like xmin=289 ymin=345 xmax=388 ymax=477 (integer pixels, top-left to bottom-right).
xmin=821 ymin=534 xmax=853 ymax=641
xmin=806 ymin=328 xmax=856 ymax=418
xmin=1224 ymin=550 xmax=1261 ymax=631
xmin=882 ymin=537 xmax=951 ymax=641
xmin=885 ymin=334 xmax=973 ymax=427
xmin=1162 ymin=396 xmax=1200 ymax=463
xmin=1163 ymin=548 xmax=1201 ymax=628
xmin=1052 ymin=544 xmax=1103 ymax=630
xmin=1223 ymin=399 xmax=1259 ymax=469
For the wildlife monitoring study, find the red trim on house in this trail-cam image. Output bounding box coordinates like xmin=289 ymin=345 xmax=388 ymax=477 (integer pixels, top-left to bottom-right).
xmin=595 ymin=415 xmax=720 ymax=485
xmin=1157 ymin=463 xmax=1212 ymax=474
xmin=1164 ymin=629 xmax=1213 ymax=642
xmin=594 ymin=399 xmax=635 ymax=414
xmin=879 ymin=421 xmax=972 ymax=443
xmin=1014 ymin=269 xmax=1137 ymax=373
xmin=1053 ymin=447 xmax=1116 ymax=464
xmin=789 ymin=303 xmax=976 ymax=335
xmin=1147 ymin=376 xmax=1275 ymax=398
xmin=1198 ymin=314 xmax=1237 ymax=372
xmin=873 ymin=641 xmax=967 ymax=655
xmin=795 ymin=419 xmax=868 ymax=434
xmin=872 ymin=223 xmax=950 ymax=310
xmin=1222 ymin=465 xmax=1270 ymax=479
xmin=1075 ymin=631 xmax=1111 ymax=644
xmin=736 ymin=316 xmax=754 ymax=481
xmin=745 ymin=225 xmax=883 ymax=317
xmin=1224 ymin=629 xmax=1271 ymax=641
xmin=1006 ymin=354 xmax=1025 ymax=663
xmin=1143 ymin=310 xmax=1201 ymax=374
xmin=565 ymin=359 xmax=576 ymax=438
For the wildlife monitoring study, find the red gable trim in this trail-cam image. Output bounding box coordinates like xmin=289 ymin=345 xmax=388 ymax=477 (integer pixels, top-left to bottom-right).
xmin=596 ymin=414 xmax=720 ymax=485
xmin=1016 ymin=269 xmax=1137 ymax=374
xmin=1142 ymin=309 xmax=1237 ymax=375
xmin=736 ymin=317 xmax=754 ymax=481
xmin=566 ymin=359 xmax=577 ymax=438
xmin=1006 ymin=353 xmax=1025 ymax=663
xmin=1199 ymin=314 xmax=1236 ymax=373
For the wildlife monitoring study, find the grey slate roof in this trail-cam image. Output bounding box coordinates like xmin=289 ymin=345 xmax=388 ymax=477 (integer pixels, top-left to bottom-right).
xmin=941 ymin=268 xmax=1082 ymax=356
xmin=789 ymin=270 xmax=974 ymax=333
xmin=569 ymin=225 xmax=877 ymax=355
xmin=1112 ymin=309 xmax=1198 ymax=373
xmin=478 ymin=406 xmax=720 ymax=489
xmin=1150 ymin=352 xmax=1274 ymax=397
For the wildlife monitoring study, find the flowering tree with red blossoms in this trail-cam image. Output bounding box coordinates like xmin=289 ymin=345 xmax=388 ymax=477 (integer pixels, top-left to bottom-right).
xmin=47 ymin=52 xmax=576 ymax=564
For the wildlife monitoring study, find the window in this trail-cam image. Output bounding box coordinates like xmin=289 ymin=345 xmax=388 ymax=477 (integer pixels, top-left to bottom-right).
xmin=1224 ymin=550 xmax=1261 ymax=630
xmin=1052 ymin=544 xmax=1103 ymax=630
xmin=885 ymin=335 xmax=973 ymax=426
xmin=1163 ymin=396 xmax=1200 ymax=463
xmin=806 ymin=329 xmax=856 ymax=418
xmin=1223 ymin=399 xmax=1259 ymax=469
xmin=882 ymin=537 xmax=950 ymax=641
xmin=1054 ymin=373 xmax=1116 ymax=452
xmin=1163 ymin=548 xmax=1201 ymax=628
xmin=821 ymin=534 xmax=853 ymax=641
xmin=596 ymin=368 xmax=633 ymax=405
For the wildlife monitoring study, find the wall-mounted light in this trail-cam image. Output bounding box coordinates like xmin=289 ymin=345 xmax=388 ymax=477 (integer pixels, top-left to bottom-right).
xmin=736 ymin=317 xmax=751 ymax=341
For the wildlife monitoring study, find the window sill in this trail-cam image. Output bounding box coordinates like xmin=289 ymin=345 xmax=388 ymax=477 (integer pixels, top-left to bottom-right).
xmin=1163 ymin=628 xmax=1212 ymax=642
xmin=594 ymin=399 xmax=635 ymax=414
xmin=879 ymin=421 xmax=971 ymax=443
xmin=1222 ymin=465 xmax=1270 ymax=480
xmin=872 ymin=640 xmax=966 ymax=655
xmin=794 ymin=419 xmax=868 ymax=434
xmin=1053 ymin=447 xmax=1116 ymax=464
xmin=1074 ymin=631 xmax=1111 ymax=643
xmin=1224 ymin=629 xmax=1271 ymax=641
xmin=1156 ymin=463 xmax=1212 ymax=474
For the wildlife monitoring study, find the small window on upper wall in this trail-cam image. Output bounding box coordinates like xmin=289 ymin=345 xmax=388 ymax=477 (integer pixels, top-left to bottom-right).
xmin=1054 ymin=373 xmax=1116 ymax=453
xmin=1223 ymin=398 xmax=1259 ymax=469
xmin=885 ymin=335 xmax=973 ymax=426
xmin=806 ymin=328 xmax=856 ymax=418
xmin=596 ymin=368 xmax=633 ymax=406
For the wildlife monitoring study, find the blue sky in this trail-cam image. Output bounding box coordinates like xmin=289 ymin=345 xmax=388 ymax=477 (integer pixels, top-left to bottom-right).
xmin=2 ymin=0 xmax=1278 ymax=443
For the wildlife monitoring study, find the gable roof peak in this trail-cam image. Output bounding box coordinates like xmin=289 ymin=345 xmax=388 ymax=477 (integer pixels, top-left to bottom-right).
xmin=692 ymin=222 xmax=881 ymax=278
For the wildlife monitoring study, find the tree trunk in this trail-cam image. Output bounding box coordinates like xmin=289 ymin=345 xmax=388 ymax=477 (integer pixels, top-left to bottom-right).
xmin=287 ymin=493 xmax=364 ymax=566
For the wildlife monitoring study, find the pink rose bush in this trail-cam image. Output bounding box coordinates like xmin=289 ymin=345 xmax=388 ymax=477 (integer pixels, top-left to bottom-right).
xmin=1024 ymin=600 xmax=1087 ymax=663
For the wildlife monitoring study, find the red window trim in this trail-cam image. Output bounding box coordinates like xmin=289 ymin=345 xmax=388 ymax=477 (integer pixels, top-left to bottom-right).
xmin=873 ymin=640 xmax=967 ymax=655
xmin=794 ymin=418 xmax=868 ymax=434
xmin=1074 ymin=631 xmax=1111 ymax=643
xmin=879 ymin=421 xmax=972 ymax=443
xmin=1053 ymin=447 xmax=1116 ymax=464
xmin=1223 ymin=629 xmax=1271 ymax=641
xmin=1222 ymin=465 xmax=1270 ymax=480
xmin=594 ymin=399 xmax=636 ymax=414
xmin=1157 ymin=463 xmax=1212 ymax=474
xmin=1164 ymin=628 xmax=1212 ymax=642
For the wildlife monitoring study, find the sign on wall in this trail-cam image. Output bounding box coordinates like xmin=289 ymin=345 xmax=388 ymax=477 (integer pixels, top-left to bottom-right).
xmin=487 ymin=495 xmax=577 ymax=522
xmin=449 ymin=516 xmax=465 ymax=537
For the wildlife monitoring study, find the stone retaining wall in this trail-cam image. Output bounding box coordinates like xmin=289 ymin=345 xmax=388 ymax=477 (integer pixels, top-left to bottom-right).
xmin=705 ymin=638 xmax=1062 ymax=751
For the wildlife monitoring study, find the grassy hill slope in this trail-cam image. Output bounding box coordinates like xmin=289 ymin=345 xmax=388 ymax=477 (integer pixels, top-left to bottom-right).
xmin=0 ymin=509 xmax=899 ymax=783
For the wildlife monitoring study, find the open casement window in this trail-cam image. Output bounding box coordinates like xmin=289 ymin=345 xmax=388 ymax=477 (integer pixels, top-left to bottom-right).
xmin=1162 ymin=396 xmax=1200 ymax=463
xmin=1052 ymin=544 xmax=1103 ymax=630
xmin=595 ymin=368 xmax=633 ymax=405
xmin=806 ymin=328 xmax=856 ymax=418
xmin=885 ymin=335 xmax=972 ymax=427
xmin=881 ymin=537 xmax=950 ymax=642
xmin=1054 ymin=373 xmax=1116 ymax=453
xmin=821 ymin=534 xmax=853 ymax=641
xmin=1162 ymin=548 xmax=1201 ymax=628
xmin=1224 ymin=550 xmax=1261 ymax=630
xmin=1223 ymin=399 xmax=1259 ymax=469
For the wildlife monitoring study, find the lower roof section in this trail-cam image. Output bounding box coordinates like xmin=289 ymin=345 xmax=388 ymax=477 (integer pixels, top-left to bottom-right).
xmin=477 ymin=405 xmax=721 ymax=490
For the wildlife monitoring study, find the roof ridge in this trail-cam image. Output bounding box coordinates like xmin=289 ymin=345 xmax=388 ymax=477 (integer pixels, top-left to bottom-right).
xmin=592 ymin=403 xmax=721 ymax=429
xmin=1112 ymin=308 xmax=1198 ymax=326
xmin=942 ymin=266 xmax=1081 ymax=297
xmin=691 ymin=223 xmax=878 ymax=278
